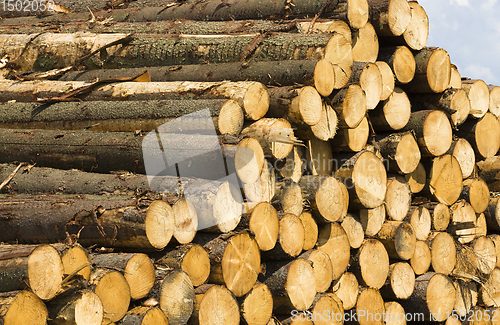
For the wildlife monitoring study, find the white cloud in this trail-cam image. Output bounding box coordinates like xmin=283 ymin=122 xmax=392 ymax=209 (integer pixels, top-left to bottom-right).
xmin=462 ymin=64 xmax=497 ymax=84
xmin=481 ymin=0 xmax=498 ymax=11
xmin=450 ymin=0 xmax=470 ymax=6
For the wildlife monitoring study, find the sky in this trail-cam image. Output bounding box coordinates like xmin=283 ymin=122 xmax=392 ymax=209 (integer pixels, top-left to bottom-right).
xmin=416 ymin=0 xmax=500 ymax=86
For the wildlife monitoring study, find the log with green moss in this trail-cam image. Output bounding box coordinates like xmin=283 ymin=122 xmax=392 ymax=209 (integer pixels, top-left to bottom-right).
xmin=0 ymin=33 xmax=331 ymax=71
xmin=58 ymin=60 xmax=317 ymax=86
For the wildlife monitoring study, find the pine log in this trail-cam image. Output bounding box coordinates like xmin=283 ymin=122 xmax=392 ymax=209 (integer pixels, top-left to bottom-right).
xmin=350 ymin=239 xmax=389 ymax=289
xmin=401 ymin=110 xmax=452 ymax=156
xmin=305 ymin=137 xmax=334 ymax=175
xmin=380 ymin=262 xmax=415 ymax=300
xmin=334 ymin=150 xmax=387 ymax=208
xmin=401 ymin=272 xmax=456 ymax=322
xmin=0 ymin=99 xmax=244 ymax=135
xmin=427 ymin=154 xmax=464 ymax=206
xmin=452 ymin=280 xmax=475 ymax=319
xmin=355 ymin=288 xmax=386 ymax=325
xmin=456 ymin=112 xmax=500 ymax=159
xmin=427 ymin=202 xmax=451 ymax=231
xmin=359 ymin=205 xmax=386 ymax=236
xmin=278 ymin=147 xmax=304 ymax=183
xmin=308 ymin=293 xmax=344 ymax=324
xmin=377 ymin=46 xmax=415 ymax=84
xmin=297 ymin=19 xmax=352 ymax=41
xmin=472 ymin=236 xmax=497 ymax=275
xmin=404 ymin=161 xmax=426 ymax=194
xmin=148 ymin=0 xmax=341 ymax=21
xmin=60 ymin=244 xmax=92 ymax=282
xmin=446 ymin=138 xmax=476 ymax=179
xmin=308 ymin=103 xmax=339 ymax=141
xmin=324 ymin=33 xmax=354 ymax=89
xmin=313 ymin=59 xmax=336 ymax=97
xmin=0 ymin=291 xmax=48 ymax=325
xmin=268 ymin=86 xmax=323 ymax=126
xmin=0 ymin=128 xmax=244 ymax=178
xmin=478 ymin=157 xmax=500 ymax=190
xmin=489 ymin=234 xmax=500 ymax=269
xmin=298 ymin=249 xmax=333 ymax=293
xmin=368 ymin=0 xmax=411 ymax=37
xmin=460 ymin=178 xmax=490 ymax=214
xmin=481 ymin=267 xmax=500 ymax=307
xmin=403 ymin=47 xmax=451 ymax=93
xmin=427 ymin=231 xmax=457 ymax=275
xmin=369 ymin=87 xmax=412 ymax=131
xmin=317 ymin=222 xmax=351 ymax=281
xmin=118 ymin=306 xmax=168 ymax=325
xmin=405 ymin=206 xmax=432 ymax=241
xmin=156 ymin=244 xmax=210 ymax=287
xmin=172 ymin=198 xmax=198 ymax=244
xmin=298 ymin=212 xmax=319 ymax=251
xmin=375 ymin=221 xmax=416 ymax=260
xmin=331 ymin=272 xmax=359 ymax=310
xmin=352 ymin=22 xmax=379 ymax=63
xmin=0 ymin=79 xmax=269 ymax=121
xmin=47 ymin=290 xmax=104 ymax=325
xmin=385 ymin=176 xmax=412 ymax=221
xmin=410 ymin=240 xmax=431 ymax=275
xmin=331 ymin=114 xmax=370 ymax=152
xmin=489 ymin=85 xmax=500 ymax=117
xmin=244 ymin=158 xmax=276 ymax=205
xmin=235 ymin=137 xmax=265 ymax=185
xmin=89 ymin=268 xmax=130 ymax=322
xmin=60 ymin=60 xmax=318 ymax=86
xmin=279 ymin=181 xmax=304 ymax=217
xmin=262 ymin=213 xmax=305 ymax=260
xmin=239 ymin=282 xmax=273 ymax=325
xmin=476 ymin=212 xmax=488 ymax=237
xmin=463 ymin=79 xmax=491 ymax=119
xmin=241 ymin=118 xmax=299 ymax=159
xmin=376 ymin=131 xmax=420 ymax=174
xmin=91 ymin=253 xmax=155 ymax=300
xmin=383 ymin=301 xmax=406 ymax=325
xmin=329 ymin=83 xmax=367 ymax=128
xmin=375 ymin=61 xmax=396 ymax=101
xmin=449 ymin=64 xmax=463 ymax=89
xmin=409 ymin=88 xmax=471 ymax=127
xmin=0 ymin=244 xmax=63 ymax=300
xmin=403 ymin=1 xmax=429 ymax=50
xmin=264 ymin=258 xmax=316 ymax=313
xmin=0 ymin=33 xmax=332 ymax=71
xmin=348 ymin=62 xmax=383 ymax=110
xmin=341 ymin=214 xmax=365 ymax=249
xmin=242 ymin=202 xmax=279 ymax=252
xmin=150 ymin=269 xmax=196 ymax=325
xmin=343 ymin=0 xmax=369 ymax=29
xmin=298 ymin=175 xmax=349 ymax=222
xmin=449 ymin=200 xmax=477 ymax=244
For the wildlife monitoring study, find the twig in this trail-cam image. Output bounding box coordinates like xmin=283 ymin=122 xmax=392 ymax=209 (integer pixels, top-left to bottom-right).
xmin=307 ymin=0 xmax=336 ymax=34
xmin=0 ymin=163 xmax=26 ymax=191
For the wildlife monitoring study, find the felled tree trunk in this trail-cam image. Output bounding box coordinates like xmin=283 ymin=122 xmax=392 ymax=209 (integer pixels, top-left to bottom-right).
xmin=47 ymin=290 xmax=104 ymax=325
xmin=0 ymin=291 xmax=48 ymax=324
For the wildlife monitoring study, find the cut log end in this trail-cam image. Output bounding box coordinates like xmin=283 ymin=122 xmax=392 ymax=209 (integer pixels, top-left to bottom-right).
xmin=356 ymin=288 xmax=385 ymax=325
xmin=199 ymin=285 xmax=240 ymax=325
xmin=403 ymin=1 xmax=429 ymax=50
xmin=241 ymin=283 xmax=273 ymax=325
xmin=358 ymin=239 xmax=390 ymax=289
xmin=393 ymin=46 xmax=416 ymax=84
xmin=0 ymin=291 xmax=49 ymax=325
xmin=218 ymin=100 xmax=244 ymax=136
xmin=284 ymin=258 xmax=317 ymax=311
xmin=235 ymin=137 xmax=265 ymax=184
xmin=243 ymin=82 xmax=270 ymax=121
xmin=411 ymin=240 xmax=431 ymax=275
xmin=352 ymin=22 xmax=379 ymax=63
xmin=173 ymin=198 xmax=198 ymax=244
xmin=92 ymin=270 xmax=131 ymax=322
xmin=314 ymin=59 xmax=335 ymax=97
xmin=475 ymin=112 xmax=500 ymax=159
xmin=28 ymin=244 xmax=64 ymax=301
xmin=375 ymin=61 xmax=395 ymax=101
xmin=249 ymin=202 xmax=279 ymax=252
xmin=405 ymin=161 xmax=426 ymax=194
xmin=427 ymin=48 xmax=452 ymax=93
xmin=145 ymin=200 xmax=175 ymax=250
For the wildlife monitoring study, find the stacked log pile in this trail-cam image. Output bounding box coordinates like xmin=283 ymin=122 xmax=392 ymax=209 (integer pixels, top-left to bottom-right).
xmin=1 ymin=0 xmax=500 ymax=324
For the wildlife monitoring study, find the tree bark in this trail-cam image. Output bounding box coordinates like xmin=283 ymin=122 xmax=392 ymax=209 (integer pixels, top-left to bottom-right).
xmin=59 ymin=60 xmax=318 ymax=87
xmin=118 ymin=306 xmax=168 ymax=325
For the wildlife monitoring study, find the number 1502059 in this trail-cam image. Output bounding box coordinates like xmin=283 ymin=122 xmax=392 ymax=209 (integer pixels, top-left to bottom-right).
xmin=2 ymin=0 xmax=55 ymax=12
